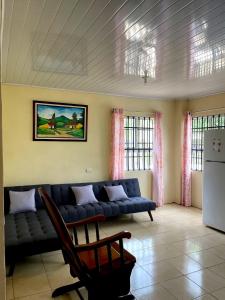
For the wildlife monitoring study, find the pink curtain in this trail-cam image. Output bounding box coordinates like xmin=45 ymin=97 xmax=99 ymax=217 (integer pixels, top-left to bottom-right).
xmin=181 ymin=112 xmax=192 ymax=206
xmin=153 ymin=112 xmax=164 ymax=207
xmin=110 ymin=108 xmax=125 ymax=180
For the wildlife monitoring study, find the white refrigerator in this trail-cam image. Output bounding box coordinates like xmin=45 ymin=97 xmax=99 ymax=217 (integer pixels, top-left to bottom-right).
xmin=203 ymin=129 xmax=225 ymax=232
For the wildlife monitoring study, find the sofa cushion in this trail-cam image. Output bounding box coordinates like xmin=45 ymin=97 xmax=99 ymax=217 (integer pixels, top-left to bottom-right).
xmin=117 ymin=197 xmax=156 ymax=214
xmin=59 ymin=197 xmax=155 ymax=222
xmin=4 ymin=178 xmax=156 ymax=272
xmin=9 ymin=189 xmax=36 ymax=214
xmin=59 ymin=201 xmax=122 ymax=222
xmin=5 ymin=209 xmax=59 ymax=261
xmin=50 ymin=184 xmax=76 ymax=206
xmin=97 ymin=201 xmax=121 ymax=217
xmin=59 ymin=203 xmax=104 ymax=222
xmin=117 ymin=179 xmax=141 ymax=198
xmin=104 ymin=185 xmax=128 ymax=201
xmin=4 ymin=184 xmax=52 ymax=214
xmin=71 ymin=185 xmax=98 ymax=205
xmin=50 ymin=178 xmax=141 ymax=206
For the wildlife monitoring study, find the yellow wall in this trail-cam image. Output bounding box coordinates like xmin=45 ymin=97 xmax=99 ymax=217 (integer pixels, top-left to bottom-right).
xmin=0 ymin=2 xmax=6 ymax=294
xmin=173 ymin=100 xmax=189 ymax=204
xmin=4 ymin=84 xmax=225 ymax=209
xmin=188 ymin=93 xmax=225 ymax=208
xmin=2 ymin=84 xmax=177 ymax=203
xmin=0 ymin=85 xmax=6 ymax=299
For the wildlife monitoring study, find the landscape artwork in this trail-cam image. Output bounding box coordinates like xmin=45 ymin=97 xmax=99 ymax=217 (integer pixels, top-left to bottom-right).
xmin=33 ymin=101 xmax=88 ymax=141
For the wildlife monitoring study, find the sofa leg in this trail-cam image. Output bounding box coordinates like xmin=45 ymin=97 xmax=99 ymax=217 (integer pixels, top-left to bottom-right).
xmin=147 ymin=211 xmax=153 ymax=222
xmin=7 ymin=262 xmax=15 ymax=277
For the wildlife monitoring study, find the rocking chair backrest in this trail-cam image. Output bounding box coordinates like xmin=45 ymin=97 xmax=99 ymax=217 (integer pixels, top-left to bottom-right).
xmin=38 ymin=188 xmax=86 ymax=279
xmin=39 ymin=188 xmax=136 ymax=300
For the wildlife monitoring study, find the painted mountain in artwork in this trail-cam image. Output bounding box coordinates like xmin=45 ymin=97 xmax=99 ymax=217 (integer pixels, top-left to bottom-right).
xmin=35 ymin=103 xmax=87 ymax=140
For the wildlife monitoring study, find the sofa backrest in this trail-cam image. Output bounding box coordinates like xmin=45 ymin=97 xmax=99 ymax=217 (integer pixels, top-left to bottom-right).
xmin=4 ymin=178 xmax=141 ymax=213
xmin=4 ymin=184 xmax=52 ymax=214
xmin=51 ymin=178 xmax=141 ymax=206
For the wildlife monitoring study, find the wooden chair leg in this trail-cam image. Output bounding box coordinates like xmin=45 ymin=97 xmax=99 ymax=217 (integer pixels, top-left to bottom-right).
xmin=148 ymin=210 xmax=153 ymax=221
xmin=119 ymin=294 xmax=135 ymax=299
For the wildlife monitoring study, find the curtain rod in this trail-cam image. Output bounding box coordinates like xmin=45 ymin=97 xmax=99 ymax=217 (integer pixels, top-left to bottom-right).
xmin=192 ymin=107 xmax=225 ymax=114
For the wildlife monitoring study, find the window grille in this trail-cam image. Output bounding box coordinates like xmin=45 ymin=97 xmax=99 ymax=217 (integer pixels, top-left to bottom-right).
xmin=123 ymin=21 xmax=157 ymax=79
xmin=192 ymin=114 xmax=225 ymax=171
xmin=189 ymin=19 xmax=225 ymax=79
xmin=124 ymin=116 xmax=154 ymax=171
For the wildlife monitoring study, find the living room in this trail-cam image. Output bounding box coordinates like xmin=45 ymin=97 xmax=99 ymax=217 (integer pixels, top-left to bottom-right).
xmin=2 ymin=1 xmax=225 ymax=299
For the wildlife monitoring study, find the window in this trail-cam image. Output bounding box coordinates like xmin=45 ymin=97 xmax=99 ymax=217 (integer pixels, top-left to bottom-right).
xmin=124 ymin=116 xmax=154 ymax=171
xmin=123 ymin=21 xmax=157 ymax=79
xmin=189 ymin=19 xmax=225 ymax=79
xmin=192 ymin=114 xmax=225 ymax=171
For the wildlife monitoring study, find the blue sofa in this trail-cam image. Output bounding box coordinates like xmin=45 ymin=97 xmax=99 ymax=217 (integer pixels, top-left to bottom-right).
xmin=4 ymin=178 xmax=156 ymax=275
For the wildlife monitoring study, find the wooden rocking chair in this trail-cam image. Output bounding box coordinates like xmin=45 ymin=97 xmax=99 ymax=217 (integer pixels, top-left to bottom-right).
xmin=38 ymin=188 xmax=136 ymax=300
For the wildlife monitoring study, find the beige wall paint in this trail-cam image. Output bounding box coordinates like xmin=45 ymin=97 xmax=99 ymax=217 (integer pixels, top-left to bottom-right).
xmin=3 ymin=85 xmax=224 ymax=214
xmin=173 ymin=100 xmax=189 ymax=204
xmin=2 ymin=84 xmax=177 ymax=203
xmin=0 ymin=89 xmax=6 ymax=298
xmin=189 ymin=93 xmax=225 ymax=114
xmin=0 ymin=86 xmax=5 ymax=300
xmin=191 ymin=171 xmax=202 ymax=209
xmin=189 ymin=93 xmax=225 ymax=208
xmin=0 ymin=0 xmax=6 ymax=297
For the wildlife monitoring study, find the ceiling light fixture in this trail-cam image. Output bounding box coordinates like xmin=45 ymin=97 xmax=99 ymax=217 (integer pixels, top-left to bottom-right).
xmin=142 ymin=70 xmax=149 ymax=84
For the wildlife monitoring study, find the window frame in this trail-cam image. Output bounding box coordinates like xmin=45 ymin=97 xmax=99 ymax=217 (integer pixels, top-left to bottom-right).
xmin=124 ymin=115 xmax=154 ymax=171
xmin=191 ymin=114 xmax=225 ymax=171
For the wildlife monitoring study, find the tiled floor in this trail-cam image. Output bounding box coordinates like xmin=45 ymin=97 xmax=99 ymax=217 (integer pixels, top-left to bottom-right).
xmin=6 ymin=204 xmax=225 ymax=300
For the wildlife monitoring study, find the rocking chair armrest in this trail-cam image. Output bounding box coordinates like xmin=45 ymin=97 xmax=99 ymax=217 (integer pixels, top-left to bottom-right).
xmin=75 ymin=231 xmax=131 ymax=252
xmin=66 ymin=215 xmax=106 ymax=228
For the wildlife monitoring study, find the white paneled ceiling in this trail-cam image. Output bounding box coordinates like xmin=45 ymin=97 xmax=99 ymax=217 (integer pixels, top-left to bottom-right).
xmin=3 ymin=0 xmax=225 ymax=99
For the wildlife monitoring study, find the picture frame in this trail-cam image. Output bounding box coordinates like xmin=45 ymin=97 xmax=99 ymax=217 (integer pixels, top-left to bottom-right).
xmin=33 ymin=100 xmax=88 ymax=141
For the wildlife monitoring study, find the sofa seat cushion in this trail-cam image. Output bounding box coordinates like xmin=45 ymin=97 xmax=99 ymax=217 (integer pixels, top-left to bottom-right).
xmin=116 ymin=197 xmax=156 ymax=214
xmin=59 ymin=197 xmax=156 ymax=222
xmin=59 ymin=201 xmax=121 ymax=222
xmin=59 ymin=203 xmax=104 ymax=222
xmin=5 ymin=209 xmax=59 ymax=261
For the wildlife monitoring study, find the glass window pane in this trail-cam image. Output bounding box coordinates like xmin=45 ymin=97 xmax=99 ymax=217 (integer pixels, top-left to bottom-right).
xmin=124 ymin=115 xmax=154 ymax=171
xmin=191 ymin=114 xmax=225 ymax=171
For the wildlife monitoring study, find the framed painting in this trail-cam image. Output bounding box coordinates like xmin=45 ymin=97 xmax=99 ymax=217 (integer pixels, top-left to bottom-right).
xmin=33 ymin=101 xmax=88 ymax=141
